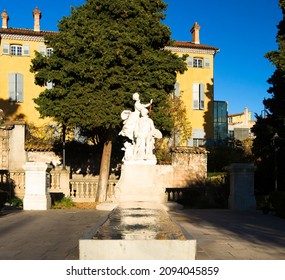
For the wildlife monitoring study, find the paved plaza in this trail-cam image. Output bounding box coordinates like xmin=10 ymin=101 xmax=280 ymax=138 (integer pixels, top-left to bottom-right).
xmin=1 ymin=207 xmax=285 ymax=260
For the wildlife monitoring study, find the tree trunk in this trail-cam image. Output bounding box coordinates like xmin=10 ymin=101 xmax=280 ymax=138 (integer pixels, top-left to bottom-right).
xmin=96 ymin=138 xmax=113 ymax=202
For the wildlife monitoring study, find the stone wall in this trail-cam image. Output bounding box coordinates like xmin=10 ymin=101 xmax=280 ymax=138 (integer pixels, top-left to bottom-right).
xmin=171 ymin=146 xmax=207 ymax=187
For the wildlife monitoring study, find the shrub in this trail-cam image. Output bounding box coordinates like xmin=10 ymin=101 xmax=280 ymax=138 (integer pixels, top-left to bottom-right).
xmin=10 ymin=197 xmax=23 ymax=208
xmin=0 ymin=190 xmax=8 ymax=210
xmin=52 ymin=196 xmax=75 ymax=209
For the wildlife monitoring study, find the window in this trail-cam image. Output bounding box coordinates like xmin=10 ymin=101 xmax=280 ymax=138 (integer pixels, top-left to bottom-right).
xmin=39 ymin=46 xmax=53 ymax=57
xmin=10 ymin=45 xmax=22 ymax=56
xmin=186 ymin=56 xmax=211 ymax=68
xmin=174 ymin=82 xmax=180 ymax=97
xmin=1 ymin=43 xmax=30 ymax=56
xmin=47 ymin=47 xmax=53 ymax=57
xmin=193 ymin=138 xmax=205 ymax=147
xmin=46 ymin=81 xmax=54 ymax=89
xmin=9 ymin=73 xmax=24 ymax=102
xmin=193 ymin=57 xmax=203 ymax=68
xmin=193 ymin=83 xmax=205 ymax=110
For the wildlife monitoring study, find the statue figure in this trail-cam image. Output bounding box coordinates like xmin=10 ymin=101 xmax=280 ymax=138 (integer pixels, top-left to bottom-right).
xmin=119 ymin=92 xmax=152 ymax=141
xmin=119 ymin=93 xmax=161 ymax=163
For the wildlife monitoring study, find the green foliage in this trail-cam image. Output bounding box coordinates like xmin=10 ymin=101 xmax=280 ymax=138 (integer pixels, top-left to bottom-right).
xmin=30 ymin=0 xmax=187 ymax=137
xmin=9 ymin=197 xmax=23 ymax=208
xmin=25 ymin=123 xmax=60 ymax=149
xmin=52 ymin=196 xmax=75 ymax=209
xmin=252 ymin=0 xmax=285 ymax=192
xmin=207 ymin=139 xmax=254 ymax=172
xmin=168 ymin=95 xmax=192 ymax=145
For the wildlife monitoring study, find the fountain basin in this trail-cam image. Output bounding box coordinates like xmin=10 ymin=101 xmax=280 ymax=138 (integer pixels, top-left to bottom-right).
xmin=79 ymin=202 xmax=196 ymax=260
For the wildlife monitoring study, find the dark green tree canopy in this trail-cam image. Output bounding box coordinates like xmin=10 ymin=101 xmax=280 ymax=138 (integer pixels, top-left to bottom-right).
xmin=252 ymin=0 xmax=285 ymax=192
xmin=31 ymin=0 xmax=186 ymax=135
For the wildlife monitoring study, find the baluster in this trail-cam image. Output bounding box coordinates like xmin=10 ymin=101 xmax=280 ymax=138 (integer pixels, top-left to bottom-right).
xmin=170 ymin=191 xmax=173 ymax=201
xmin=70 ymin=182 xmax=74 ymax=198
xmin=80 ymin=182 xmax=84 ymax=198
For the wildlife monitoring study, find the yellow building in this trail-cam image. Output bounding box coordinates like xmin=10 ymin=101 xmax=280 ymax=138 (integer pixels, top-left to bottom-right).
xmin=1 ymin=9 xmax=219 ymax=147
xmin=166 ymin=22 xmax=219 ymax=146
xmin=228 ymin=107 xmax=256 ymax=140
xmin=0 ymin=7 xmax=55 ymax=126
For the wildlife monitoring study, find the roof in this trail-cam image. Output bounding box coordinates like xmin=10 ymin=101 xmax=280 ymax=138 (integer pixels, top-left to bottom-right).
xmin=173 ymin=40 xmax=219 ymax=52
xmin=0 ymin=27 xmax=218 ymax=50
xmin=0 ymin=27 xmax=56 ymax=37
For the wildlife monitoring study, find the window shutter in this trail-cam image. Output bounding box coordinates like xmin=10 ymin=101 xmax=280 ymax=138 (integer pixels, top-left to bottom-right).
xmin=23 ymin=44 xmax=30 ymax=56
xmin=8 ymin=73 xmax=16 ymax=101
xmin=199 ymin=83 xmax=205 ymax=109
xmin=16 ymin=74 xmax=24 ymax=102
xmin=2 ymin=42 xmax=9 ymax=55
xmin=204 ymin=57 xmax=210 ymax=68
xmin=174 ymin=82 xmax=180 ymax=97
xmin=193 ymin=83 xmax=199 ymax=109
xmin=39 ymin=45 xmax=46 ymax=55
xmin=46 ymin=81 xmax=53 ymax=89
xmin=187 ymin=56 xmax=193 ymax=67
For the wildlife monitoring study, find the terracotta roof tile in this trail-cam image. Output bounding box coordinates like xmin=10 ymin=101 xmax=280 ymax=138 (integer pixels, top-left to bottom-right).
xmin=173 ymin=40 xmax=219 ymax=51
xmin=0 ymin=27 xmax=56 ymax=36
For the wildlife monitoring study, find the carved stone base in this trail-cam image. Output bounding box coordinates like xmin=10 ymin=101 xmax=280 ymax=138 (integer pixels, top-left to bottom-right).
xmin=113 ymin=164 xmax=167 ymax=203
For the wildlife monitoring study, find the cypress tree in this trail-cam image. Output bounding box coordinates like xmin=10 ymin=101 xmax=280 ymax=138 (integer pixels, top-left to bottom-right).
xmin=31 ymin=0 xmax=186 ymax=201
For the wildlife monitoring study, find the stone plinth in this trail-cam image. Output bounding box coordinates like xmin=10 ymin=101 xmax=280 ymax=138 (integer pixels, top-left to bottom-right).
xmin=23 ymin=162 xmax=52 ymax=210
xmin=228 ymin=163 xmax=256 ymax=211
xmin=114 ymin=164 xmax=171 ymax=203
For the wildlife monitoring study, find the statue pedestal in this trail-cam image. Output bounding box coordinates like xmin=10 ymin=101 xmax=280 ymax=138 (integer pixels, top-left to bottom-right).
xmin=23 ymin=162 xmax=52 ymax=210
xmin=114 ymin=163 xmax=167 ymax=203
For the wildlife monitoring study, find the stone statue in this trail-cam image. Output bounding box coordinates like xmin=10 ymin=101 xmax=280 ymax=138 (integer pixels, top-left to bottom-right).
xmin=119 ymin=93 xmax=162 ymax=163
xmin=119 ymin=92 xmax=152 ymax=141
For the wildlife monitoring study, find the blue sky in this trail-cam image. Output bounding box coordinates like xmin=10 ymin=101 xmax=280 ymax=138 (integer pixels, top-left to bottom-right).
xmin=0 ymin=0 xmax=282 ymax=117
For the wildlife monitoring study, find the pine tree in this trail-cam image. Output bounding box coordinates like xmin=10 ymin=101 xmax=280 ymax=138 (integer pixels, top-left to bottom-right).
xmin=30 ymin=0 xmax=186 ymax=201
xmin=252 ymin=0 xmax=285 ymax=192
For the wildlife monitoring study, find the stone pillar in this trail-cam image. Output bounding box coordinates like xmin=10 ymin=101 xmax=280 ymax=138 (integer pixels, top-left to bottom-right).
xmin=23 ymin=162 xmax=52 ymax=210
xmin=228 ymin=163 xmax=256 ymax=211
xmin=8 ymin=122 xmax=27 ymax=170
xmin=60 ymin=167 xmax=70 ymax=197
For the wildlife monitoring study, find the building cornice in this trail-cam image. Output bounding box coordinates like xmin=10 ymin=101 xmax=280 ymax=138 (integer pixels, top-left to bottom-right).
xmin=0 ymin=27 xmax=56 ymax=42
xmin=166 ymin=40 xmax=219 ymax=55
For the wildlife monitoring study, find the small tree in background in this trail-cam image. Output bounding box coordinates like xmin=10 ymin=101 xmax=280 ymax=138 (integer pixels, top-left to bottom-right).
xmin=30 ymin=0 xmax=186 ymax=201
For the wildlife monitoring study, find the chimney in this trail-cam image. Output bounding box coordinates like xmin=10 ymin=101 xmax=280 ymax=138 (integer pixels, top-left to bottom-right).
xmin=190 ymin=22 xmax=200 ymax=44
xmin=32 ymin=7 xmax=41 ymax=32
xmin=1 ymin=9 xmax=9 ymax=29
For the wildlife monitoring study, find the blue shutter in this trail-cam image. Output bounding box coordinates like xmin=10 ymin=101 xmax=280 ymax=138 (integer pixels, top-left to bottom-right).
xmin=187 ymin=56 xmax=193 ymax=67
xmin=174 ymin=82 xmax=180 ymax=97
xmin=23 ymin=44 xmax=30 ymax=56
xmin=2 ymin=42 xmax=9 ymax=55
xmin=193 ymin=83 xmax=199 ymax=109
xmin=8 ymin=73 xmax=16 ymax=101
xmin=199 ymin=83 xmax=205 ymax=110
xmin=16 ymin=74 xmax=24 ymax=102
xmin=204 ymin=57 xmax=210 ymax=68
xmin=39 ymin=45 xmax=46 ymax=55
